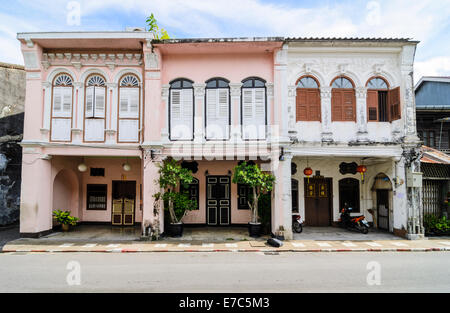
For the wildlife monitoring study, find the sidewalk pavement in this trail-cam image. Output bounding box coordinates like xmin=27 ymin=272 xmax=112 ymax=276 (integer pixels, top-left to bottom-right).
xmin=3 ymin=238 xmax=450 ymax=253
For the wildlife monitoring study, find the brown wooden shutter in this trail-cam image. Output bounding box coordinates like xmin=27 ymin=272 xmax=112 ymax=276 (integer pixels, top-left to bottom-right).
xmin=307 ymin=89 xmax=321 ymax=121
xmin=367 ymin=90 xmax=379 ymax=122
xmin=342 ymin=90 xmax=356 ymax=121
xmin=388 ymin=87 xmax=401 ymax=121
xmin=296 ymin=89 xmax=308 ymax=121
xmin=331 ymin=90 xmax=343 ymax=121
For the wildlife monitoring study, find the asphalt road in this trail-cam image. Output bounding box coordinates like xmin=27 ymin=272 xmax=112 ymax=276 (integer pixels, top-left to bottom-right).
xmin=0 ymin=252 xmax=449 ymax=293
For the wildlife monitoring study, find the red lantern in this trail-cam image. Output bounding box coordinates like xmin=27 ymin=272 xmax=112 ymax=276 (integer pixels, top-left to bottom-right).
xmin=357 ymin=165 xmax=367 ymax=182
xmin=304 ymin=167 xmax=313 ymax=183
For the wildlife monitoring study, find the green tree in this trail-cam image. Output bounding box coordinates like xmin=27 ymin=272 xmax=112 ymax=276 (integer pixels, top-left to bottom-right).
xmin=232 ymin=162 xmax=275 ymax=224
xmin=146 ymin=13 xmax=170 ymax=40
xmin=154 ymin=158 xmax=196 ymax=224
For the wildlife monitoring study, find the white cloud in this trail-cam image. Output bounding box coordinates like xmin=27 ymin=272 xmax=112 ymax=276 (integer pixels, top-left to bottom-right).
xmin=415 ymin=57 xmax=450 ymax=82
xmin=1 ymin=0 xmax=449 ymax=81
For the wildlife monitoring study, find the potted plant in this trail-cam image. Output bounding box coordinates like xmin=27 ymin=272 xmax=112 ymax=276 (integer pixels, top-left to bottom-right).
xmin=53 ymin=210 xmax=78 ymax=232
xmin=154 ymin=158 xmax=197 ymax=237
xmin=232 ymin=161 xmax=275 ymax=237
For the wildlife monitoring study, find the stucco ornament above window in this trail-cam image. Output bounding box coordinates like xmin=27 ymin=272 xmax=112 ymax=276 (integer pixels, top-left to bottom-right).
xmin=120 ymin=75 xmax=139 ymax=87
xmin=54 ymin=74 xmax=73 ymax=86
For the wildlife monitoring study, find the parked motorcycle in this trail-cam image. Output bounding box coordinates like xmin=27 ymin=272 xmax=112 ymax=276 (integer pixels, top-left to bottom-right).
xmin=292 ymin=214 xmax=304 ymax=233
xmin=339 ymin=205 xmax=369 ymax=234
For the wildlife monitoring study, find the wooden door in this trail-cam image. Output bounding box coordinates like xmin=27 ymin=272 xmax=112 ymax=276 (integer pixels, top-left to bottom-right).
xmin=206 ymin=176 xmax=231 ymax=226
xmin=304 ymin=178 xmax=331 ymax=226
xmin=377 ymin=190 xmax=389 ymax=231
xmin=112 ymin=181 xmax=136 ymax=226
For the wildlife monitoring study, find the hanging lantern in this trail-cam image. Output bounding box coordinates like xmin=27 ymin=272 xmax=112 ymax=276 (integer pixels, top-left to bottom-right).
xmin=122 ymin=163 xmax=131 ymax=172
xmin=78 ymin=163 xmax=88 ymax=172
xmin=357 ymin=165 xmax=367 ymax=182
xmin=303 ymin=167 xmax=313 ymax=183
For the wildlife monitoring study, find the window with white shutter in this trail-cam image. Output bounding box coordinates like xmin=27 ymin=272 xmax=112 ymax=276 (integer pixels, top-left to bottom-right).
xmin=205 ymin=78 xmax=230 ymax=140
xmin=118 ymin=74 xmax=141 ymax=143
xmin=51 ymin=74 xmax=73 ymax=142
xmin=84 ymin=75 xmax=106 ymax=142
xmin=170 ymin=79 xmax=194 ymax=141
xmin=241 ymin=77 xmax=267 ymax=140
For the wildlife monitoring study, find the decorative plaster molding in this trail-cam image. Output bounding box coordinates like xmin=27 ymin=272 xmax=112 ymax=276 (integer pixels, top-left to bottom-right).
xmin=320 ymin=86 xmax=332 ymax=99
xmin=355 ymin=87 xmax=368 ymax=99
xmin=229 ymin=83 xmax=243 ymax=97
xmin=265 ymin=83 xmax=274 ymax=97
xmin=161 ymin=85 xmax=170 ymax=98
xmin=193 ymin=83 xmax=206 ymax=97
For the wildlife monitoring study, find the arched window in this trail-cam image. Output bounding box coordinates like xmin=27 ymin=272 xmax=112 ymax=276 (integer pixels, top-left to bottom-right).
xmin=241 ymin=77 xmax=267 ymax=140
xmin=118 ymin=74 xmax=140 ymax=143
xmin=366 ymin=77 xmax=400 ymax=122
xmin=169 ymin=79 xmax=194 ymax=140
xmin=51 ymin=73 xmax=73 ymax=142
xmin=366 ymin=77 xmax=388 ymax=122
xmin=205 ymin=78 xmax=230 ymax=140
xmin=296 ymin=76 xmax=321 ymax=121
xmin=331 ymin=76 xmax=356 ymax=122
xmin=84 ymin=74 xmax=106 ymax=142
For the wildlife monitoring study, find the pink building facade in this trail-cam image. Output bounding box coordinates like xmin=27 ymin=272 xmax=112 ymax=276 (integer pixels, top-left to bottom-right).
xmin=17 ymin=32 xmax=424 ymax=239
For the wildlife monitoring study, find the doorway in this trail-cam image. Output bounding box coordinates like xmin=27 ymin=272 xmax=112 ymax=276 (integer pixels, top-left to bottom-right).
xmin=377 ymin=190 xmax=389 ymax=230
xmin=112 ymin=181 xmax=136 ymax=226
xmin=304 ymin=177 xmax=332 ymax=226
xmin=339 ymin=178 xmax=360 ymax=213
xmin=206 ymin=176 xmax=231 ymax=226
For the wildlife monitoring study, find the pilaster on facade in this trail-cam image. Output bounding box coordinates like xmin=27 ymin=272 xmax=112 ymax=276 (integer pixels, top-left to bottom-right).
xmin=161 ymin=84 xmax=170 ymax=144
xmin=229 ymin=83 xmax=243 ymax=142
xmin=287 ymin=85 xmax=297 ymax=136
xmin=355 ymin=86 xmax=369 ymax=142
xmin=319 ymin=86 xmax=333 ymax=142
xmin=266 ymin=82 xmax=274 ymax=141
xmin=193 ymin=83 xmax=206 ymax=143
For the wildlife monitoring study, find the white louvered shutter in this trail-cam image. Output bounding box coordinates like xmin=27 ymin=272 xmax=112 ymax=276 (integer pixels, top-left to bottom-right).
xmin=170 ymin=89 xmax=193 ymax=140
xmin=206 ymin=88 xmax=229 ymax=140
xmin=53 ymin=87 xmax=72 ymax=117
xmin=85 ymin=86 xmax=94 ymax=118
xmin=242 ymin=88 xmax=266 ymax=140
xmin=94 ymin=87 xmax=105 ymax=118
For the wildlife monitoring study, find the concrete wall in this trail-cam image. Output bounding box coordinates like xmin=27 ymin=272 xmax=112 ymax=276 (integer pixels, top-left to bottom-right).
xmin=0 ymin=63 xmax=25 ymax=118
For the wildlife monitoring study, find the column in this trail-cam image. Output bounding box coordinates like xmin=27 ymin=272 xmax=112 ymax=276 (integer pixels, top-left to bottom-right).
xmin=143 ymin=41 xmax=162 ymax=144
xmin=193 ymin=83 xmax=206 ymax=143
xmin=40 ymin=81 xmax=51 ymax=141
xmin=273 ymin=44 xmax=290 ymax=143
xmin=20 ymin=152 xmax=53 ymax=236
xmin=271 ymin=153 xmax=293 ymax=239
xmin=320 ymin=86 xmax=333 ymax=142
xmin=229 ymin=83 xmax=242 ymax=143
xmin=141 ymin=149 xmax=164 ymax=237
xmin=161 ymin=84 xmax=170 ymax=143
xmin=105 ymin=82 xmax=118 ymax=143
xmin=287 ymin=85 xmax=297 ymax=135
xmin=356 ymin=86 xmax=369 ymax=142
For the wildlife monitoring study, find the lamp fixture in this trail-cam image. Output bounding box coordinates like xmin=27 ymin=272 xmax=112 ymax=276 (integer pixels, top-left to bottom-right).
xmin=78 ymin=157 xmax=87 ymax=172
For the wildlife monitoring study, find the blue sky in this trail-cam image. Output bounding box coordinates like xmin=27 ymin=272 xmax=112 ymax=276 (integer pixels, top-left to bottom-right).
xmin=1 ymin=0 xmax=450 ymax=81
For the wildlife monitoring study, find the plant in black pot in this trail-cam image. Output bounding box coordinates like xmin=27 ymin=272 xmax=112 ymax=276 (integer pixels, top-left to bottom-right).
xmin=154 ymin=158 xmax=197 ymax=238
xmin=232 ymin=162 xmax=275 ymax=238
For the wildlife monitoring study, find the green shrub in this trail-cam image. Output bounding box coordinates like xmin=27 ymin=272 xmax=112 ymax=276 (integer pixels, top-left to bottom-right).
xmin=424 ymin=214 xmax=450 ymax=233
xmin=53 ymin=210 xmax=78 ymax=226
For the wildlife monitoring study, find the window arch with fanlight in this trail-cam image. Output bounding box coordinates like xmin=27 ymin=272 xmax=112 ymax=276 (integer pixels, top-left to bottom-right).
xmin=84 ymin=74 xmax=107 ymax=142
xmin=118 ymin=74 xmax=141 ymax=143
xmin=296 ymin=76 xmax=321 ymax=122
xmin=330 ymin=76 xmax=356 ymax=122
xmin=366 ymin=76 xmax=400 ymax=122
xmin=50 ymin=73 xmax=73 ymax=142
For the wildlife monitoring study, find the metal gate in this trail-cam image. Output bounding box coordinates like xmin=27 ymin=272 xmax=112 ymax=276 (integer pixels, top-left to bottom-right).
xmin=422 ymin=180 xmax=442 ymax=216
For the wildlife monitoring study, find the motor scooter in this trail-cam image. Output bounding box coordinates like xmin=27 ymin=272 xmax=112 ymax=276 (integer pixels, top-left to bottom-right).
xmin=292 ymin=214 xmax=304 ymax=233
xmin=339 ymin=205 xmax=369 ymax=234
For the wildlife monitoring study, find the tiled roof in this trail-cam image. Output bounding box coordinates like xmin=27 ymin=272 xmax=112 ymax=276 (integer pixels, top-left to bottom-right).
xmin=421 ymin=146 xmax=450 ymax=164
